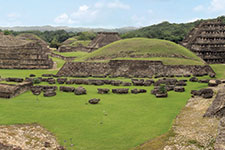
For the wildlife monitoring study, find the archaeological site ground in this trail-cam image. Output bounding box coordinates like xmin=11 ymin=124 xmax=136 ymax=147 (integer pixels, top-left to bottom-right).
xmin=0 ymin=16 xmax=225 ymax=150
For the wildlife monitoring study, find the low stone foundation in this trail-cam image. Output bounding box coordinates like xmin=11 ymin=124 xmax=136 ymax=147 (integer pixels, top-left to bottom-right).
xmin=0 ymin=82 xmax=32 ymax=99
xmin=57 ymin=60 xmax=215 ymax=78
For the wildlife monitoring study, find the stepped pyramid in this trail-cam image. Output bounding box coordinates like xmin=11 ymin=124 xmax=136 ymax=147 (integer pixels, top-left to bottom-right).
xmin=88 ymin=32 xmax=121 ymax=50
xmin=0 ymin=32 xmax=53 ymax=69
xmin=182 ymin=19 xmax=225 ymax=64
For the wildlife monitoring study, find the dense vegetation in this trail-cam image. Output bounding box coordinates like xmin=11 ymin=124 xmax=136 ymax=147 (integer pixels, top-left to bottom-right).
xmin=81 ymin=38 xmax=205 ymax=65
xmin=121 ymin=16 xmax=225 ymax=43
xmin=1 ymin=16 xmax=224 ymax=46
xmin=1 ymin=30 xmax=96 ymax=48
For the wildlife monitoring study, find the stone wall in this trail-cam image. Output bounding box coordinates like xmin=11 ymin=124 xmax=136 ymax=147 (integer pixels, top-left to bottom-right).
xmin=0 ymin=82 xmax=32 ymax=99
xmin=57 ymin=44 xmax=95 ymax=53
xmin=50 ymin=52 xmax=76 ymax=62
xmin=57 ymin=60 xmax=215 ymax=77
xmin=57 ymin=61 xmax=110 ymax=77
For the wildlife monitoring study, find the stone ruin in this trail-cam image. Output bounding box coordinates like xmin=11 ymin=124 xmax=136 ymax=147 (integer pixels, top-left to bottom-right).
xmin=56 ymin=60 xmax=215 ymax=78
xmin=16 ymin=33 xmax=50 ymax=53
xmin=182 ymin=19 xmax=225 ymax=64
xmin=88 ymin=32 xmax=121 ymax=50
xmin=58 ymin=32 xmax=121 ymax=53
xmin=0 ymin=32 xmax=53 ymax=69
xmin=0 ymin=82 xmax=32 ymax=99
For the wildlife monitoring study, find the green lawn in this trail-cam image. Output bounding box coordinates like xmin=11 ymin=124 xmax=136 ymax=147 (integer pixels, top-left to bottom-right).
xmin=70 ymin=40 xmax=91 ymax=47
xmin=0 ymin=79 xmax=207 ymax=150
xmin=81 ymin=38 xmax=205 ymax=65
xmin=53 ymin=51 xmax=89 ymax=58
xmin=210 ymin=64 xmax=225 ymax=79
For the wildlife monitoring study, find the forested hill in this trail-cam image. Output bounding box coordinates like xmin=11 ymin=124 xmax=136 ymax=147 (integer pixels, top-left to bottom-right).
xmin=121 ymin=16 xmax=225 ymax=43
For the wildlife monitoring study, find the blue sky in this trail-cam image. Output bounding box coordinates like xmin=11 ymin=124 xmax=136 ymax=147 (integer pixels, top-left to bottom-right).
xmin=0 ymin=0 xmax=224 ymax=28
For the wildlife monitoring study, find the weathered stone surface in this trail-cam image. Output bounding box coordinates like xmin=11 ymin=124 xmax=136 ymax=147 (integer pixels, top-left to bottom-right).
xmin=191 ymin=88 xmax=214 ymax=99
xmin=0 ymin=33 xmax=53 ymax=69
xmin=0 ymin=82 xmax=32 ymax=99
xmin=204 ymin=88 xmax=225 ymax=118
xmin=131 ymin=89 xmax=147 ymax=94
xmin=112 ymin=88 xmax=129 ymax=94
xmin=215 ymin=117 xmax=225 ymax=150
xmin=0 ymin=124 xmax=61 ymax=150
xmin=97 ymin=88 xmax=110 ymax=94
xmin=156 ymin=93 xmax=168 ymax=98
xmin=60 ymin=86 xmax=75 ymax=92
xmin=42 ymin=74 xmax=53 ymax=77
xmin=74 ymin=87 xmax=87 ymax=95
xmin=182 ymin=19 xmax=225 ymax=64
xmin=47 ymin=79 xmax=56 ymax=84
xmin=208 ymin=80 xmax=219 ymax=87
xmin=110 ymin=80 xmax=121 ymax=86
xmin=122 ymin=82 xmax=132 ymax=86
xmin=6 ymin=78 xmax=24 ymax=83
xmin=189 ymin=77 xmax=198 ymax=82
xmin=57 ymin=60 xmax=215 ymax=78
xmin=88 ymin=98 xmax=100 ymax=104
xmin=29 ymin=74 xmax=36 ymax=77
xmin=176 ymin=80 xmax=187 ymax=86
xmin=0 ymin=142 xmax=22 ymax=150
xmin=57 ymin=78 xmax=67 ymax=84
xmin=43 ymin=90 xmax=56 ymax=97
xmin=174 ymin=86 xmax=185 ymax=92
xmin=199 ymin=79 xmax=210 ymax=83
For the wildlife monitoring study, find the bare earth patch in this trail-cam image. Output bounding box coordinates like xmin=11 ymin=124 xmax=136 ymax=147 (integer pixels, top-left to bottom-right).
xmin=0 ymin=124 xmax=61 ymax=150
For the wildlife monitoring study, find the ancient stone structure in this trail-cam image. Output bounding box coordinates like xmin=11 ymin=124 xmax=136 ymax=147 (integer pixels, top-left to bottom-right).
xmin=0 ymin=82 xmax=32 ymax=99
xmin=57 ymin=60 xmax=215 ymax=78
xmin=58 ymin=32 xmax=121 ymax=53
xmin=0 ymin=32 xmax=53 ymax=69
xmin=16 ymin=33 xmax=50 ymax=52
xmin=88 ymin=32 xmax=121 ymax=50
xmin=182 ymin=19 xmax=225 ymax=64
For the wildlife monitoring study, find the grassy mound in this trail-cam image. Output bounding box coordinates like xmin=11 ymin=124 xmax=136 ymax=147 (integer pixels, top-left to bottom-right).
xmin=81 ymin=38 xmax=205 ymax=65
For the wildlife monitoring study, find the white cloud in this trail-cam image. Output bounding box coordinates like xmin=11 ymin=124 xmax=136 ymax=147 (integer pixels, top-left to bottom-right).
xmin=54 ymin=13 xmax=71 ymax=24
xmin=193 ymin=0 xmax=225 ymax=13
xmin=54 ymin=5 xmax=100 ymax=25
xmin=193 ymin=5 xmax=204 ymax=11
xmin=54 ymin=1 xmax=131 ymax=25
xmin=107 ymin=0 xmax=130 ymax=10
xmin=209 ymin=0 xmax=225 ymax=12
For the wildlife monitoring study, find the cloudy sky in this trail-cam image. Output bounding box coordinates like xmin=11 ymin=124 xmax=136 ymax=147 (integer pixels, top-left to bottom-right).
xmin=0 ymin=0 xmax=224 ymax=28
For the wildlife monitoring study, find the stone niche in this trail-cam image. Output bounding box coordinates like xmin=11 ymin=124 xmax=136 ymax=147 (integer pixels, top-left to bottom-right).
xmin=181 ymin=19 xmax=225 ymax=64
xmin=56 ymin=60 xmax=215 ymax=78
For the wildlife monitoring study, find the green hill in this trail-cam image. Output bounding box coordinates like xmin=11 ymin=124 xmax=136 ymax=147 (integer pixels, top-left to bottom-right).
xmin=121 ymin=16 xmax=225 ymax=43
xmin=80 ymin=38 xmax=205 ymax=65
